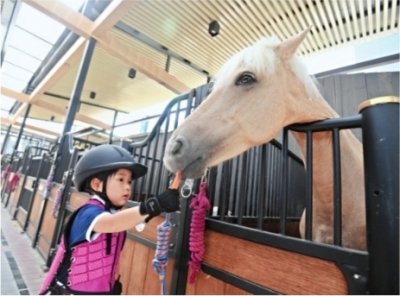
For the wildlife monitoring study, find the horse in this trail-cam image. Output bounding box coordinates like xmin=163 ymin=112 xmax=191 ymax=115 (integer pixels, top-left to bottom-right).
xmin=163 ymin=28 xmax=366 ymax=251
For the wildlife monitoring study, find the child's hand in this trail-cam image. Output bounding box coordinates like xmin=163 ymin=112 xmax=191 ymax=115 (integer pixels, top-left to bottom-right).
xmin=139 ymin=189 xmax=180 ymax=222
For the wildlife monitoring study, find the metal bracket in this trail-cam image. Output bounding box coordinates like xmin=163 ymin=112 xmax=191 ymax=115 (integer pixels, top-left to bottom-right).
xmin=336 ymin=263 xmax=368 ymax=294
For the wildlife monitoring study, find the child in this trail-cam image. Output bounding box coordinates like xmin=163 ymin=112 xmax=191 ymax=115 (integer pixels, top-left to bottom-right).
xmin=39 ymin=144 xmax=180 ymax=295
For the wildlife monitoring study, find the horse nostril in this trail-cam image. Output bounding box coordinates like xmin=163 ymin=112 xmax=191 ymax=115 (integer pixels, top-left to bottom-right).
xmin=171 ymin=140 xmax=183 ymax=154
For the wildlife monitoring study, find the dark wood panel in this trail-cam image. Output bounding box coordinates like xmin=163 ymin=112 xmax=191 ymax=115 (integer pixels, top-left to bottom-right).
xmin=203 ymin=230 xmax=347 ymax=295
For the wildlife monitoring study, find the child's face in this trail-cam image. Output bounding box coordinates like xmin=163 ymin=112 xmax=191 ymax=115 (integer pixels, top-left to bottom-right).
xmin=105 ymin=168 xmax=133 ymax=207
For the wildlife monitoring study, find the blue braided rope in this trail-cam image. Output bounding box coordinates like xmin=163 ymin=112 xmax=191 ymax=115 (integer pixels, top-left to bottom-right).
xmin=152 ymin=213 xmax=172 ymax=295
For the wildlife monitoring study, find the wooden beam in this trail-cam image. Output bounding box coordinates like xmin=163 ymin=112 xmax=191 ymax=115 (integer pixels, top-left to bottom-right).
xmin=34 ymin=100 xmax=113 ymax=131
xmin=1 ymin=117 xmax=59 ymax=137
xmin=1 ymin=87 xmax=30 ymax=103
xmin=12 ymin=0 xmax=142 ymax=126
xmin=22 ymin=0 xmax=190 ymax=93
xmin=95 ymin=32 xmax=191 ymax=93
xmin=21 ymin=0 xmax=93 ymax=38
xmin=4 ymin=86 xmax=112 ymax=130
xmin=10 ymin=38 xmax=86 ymax=124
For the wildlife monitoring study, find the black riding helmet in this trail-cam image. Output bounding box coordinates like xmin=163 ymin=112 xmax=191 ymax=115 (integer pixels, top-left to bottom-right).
xmin=73 ymin=144 xmax=147 ymax=193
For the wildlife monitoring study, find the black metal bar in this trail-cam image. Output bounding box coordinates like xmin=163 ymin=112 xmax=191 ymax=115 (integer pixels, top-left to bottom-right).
xmin=257 ymin=145 xmax=267 ymax=229
xmin=12 ymin=147 xmax=32 ymax=219
xmin=305 ymin=131 xmax=313 ymax=240
xmin=1 ymin=124 xmax=12 ymax=154
xmin=12 ymin=104 xmax=32 ymax=159
xmin=43 ymin=92 xmax=128 ymax=114
xmin=61 ymin=38 xmax=96 ymax=136
xmin=45 ymin=149 xmax=79 ymax=268
xmin=32 ymin=154 xmax=51 ymax=248
xmin=237 ymin=153 xmax=247 ymax=225
xmin=202 ymin=263 xmax=278 ymax=295
xmin=314 ymin=53 xmax=400 ymax=78
xmin=170 ymin=195 xmax=192 ymax=294
xmin=207 ymin=219 xmax=368 ymax=270
xmin=360 ymin=101 xmax=399 ymax=294
xmin=109 ymin=110 xmax=118 ymax=144
xmin=280 ymin=129 xmax=289 ymax=235
xmin=165 ymin=54 xmax=171 ymax=72
xmin=289 ymin=115 xmax=362 ymax=132
xmin=332 ymin=128 xmax=342 ymax=246
xmin=22 ymin=155 xmax=45 ymax=231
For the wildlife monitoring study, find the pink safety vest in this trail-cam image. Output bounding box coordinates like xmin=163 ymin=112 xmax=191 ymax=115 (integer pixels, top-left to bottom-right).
xmin=40 ymin=199 xmax=126 ymax=294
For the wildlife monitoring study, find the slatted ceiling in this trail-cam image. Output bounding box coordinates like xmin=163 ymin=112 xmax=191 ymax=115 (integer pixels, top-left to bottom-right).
xmin=79 ymin=104 xmax=114 ymax=124
xmin=109 ymin=29 xmax=168 ymax=68
xmin=29 ymin=104 xmax=64 ymax=123
xmin=47 ymin=61 xmax=80 ymax=97
xmin=122 ymin=1 xmax=238 ymax=74
xmin=169 ymin=59 xmax=208 ymax=88
xmin=7 ymin=0 xmax=397 ymax=133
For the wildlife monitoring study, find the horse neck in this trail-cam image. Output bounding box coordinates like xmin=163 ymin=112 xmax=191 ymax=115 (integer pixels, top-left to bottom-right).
xmin=287 ymin=92 xmax=363 ymax=201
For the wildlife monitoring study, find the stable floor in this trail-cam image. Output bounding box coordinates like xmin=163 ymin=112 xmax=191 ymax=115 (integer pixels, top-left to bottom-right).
xmin=1 ymin=206 xmax=47 ymax=295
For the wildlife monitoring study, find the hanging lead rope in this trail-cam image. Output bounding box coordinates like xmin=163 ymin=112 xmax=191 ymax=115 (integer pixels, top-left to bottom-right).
xmin=188 ymin=179 xmax=210 ymax=284
xmin=50 ymin=172 xmax=66 ymax=218
xmin=7 ymin=171 xmax=20 ymax=192
xmin=2 ymin=164 xmax=11 ymax=182
xmin=152 ymin=170 xmax=182 ymax=295
xmin=43 ymin=164 xmax=55 ymax=200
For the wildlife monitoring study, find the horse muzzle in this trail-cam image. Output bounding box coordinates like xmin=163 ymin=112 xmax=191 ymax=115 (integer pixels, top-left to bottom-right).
xmin=163 ymin=136 xmax=207 ymax=179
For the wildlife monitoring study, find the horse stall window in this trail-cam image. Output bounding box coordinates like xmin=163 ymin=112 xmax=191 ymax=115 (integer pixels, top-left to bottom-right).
xmin=205 ymin=139 xmax=305 ymax=238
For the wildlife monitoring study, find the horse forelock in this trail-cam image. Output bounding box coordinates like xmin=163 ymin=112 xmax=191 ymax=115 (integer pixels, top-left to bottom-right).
xmin=213 ymin=36 xmax=320 ymax=99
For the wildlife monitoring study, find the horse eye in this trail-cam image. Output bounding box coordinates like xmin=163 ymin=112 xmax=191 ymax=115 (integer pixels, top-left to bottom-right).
xmin=235 ymin=74 xmax=256 ymax=86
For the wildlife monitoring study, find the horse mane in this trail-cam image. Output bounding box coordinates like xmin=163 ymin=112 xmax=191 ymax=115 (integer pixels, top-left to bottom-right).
xmin=213 ymin=36 xmax=320 ymax=99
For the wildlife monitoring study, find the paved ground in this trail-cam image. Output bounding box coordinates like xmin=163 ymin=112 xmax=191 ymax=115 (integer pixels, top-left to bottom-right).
xmin=1 ymin=206 xmax=48 ymax=295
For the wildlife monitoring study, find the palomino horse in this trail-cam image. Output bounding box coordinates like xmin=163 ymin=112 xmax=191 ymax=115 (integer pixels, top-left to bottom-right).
xmin=163 ymin=28 xmax=366 ymax=251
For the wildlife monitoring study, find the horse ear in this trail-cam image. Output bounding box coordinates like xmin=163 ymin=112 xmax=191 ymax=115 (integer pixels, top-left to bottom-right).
xmin=275 ymin=26 xmax=311 ymax=60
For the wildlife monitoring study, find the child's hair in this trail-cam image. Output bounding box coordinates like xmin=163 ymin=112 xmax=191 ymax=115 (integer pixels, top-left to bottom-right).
xmin=83 ymin=169 xmax=119 ymax=195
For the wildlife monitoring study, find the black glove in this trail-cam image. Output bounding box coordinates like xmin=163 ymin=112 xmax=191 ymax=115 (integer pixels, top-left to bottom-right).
xmin=139 ymin=189 xmax=180 ymax=222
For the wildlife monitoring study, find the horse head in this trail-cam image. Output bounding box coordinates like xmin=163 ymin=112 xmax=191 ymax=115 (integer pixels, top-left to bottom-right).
xmin=164 ymin=27 xmax=322 ymax=179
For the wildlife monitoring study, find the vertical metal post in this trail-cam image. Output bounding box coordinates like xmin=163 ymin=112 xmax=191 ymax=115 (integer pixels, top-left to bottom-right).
xmin=1 ymin=124 xmax=12 ymax=154
xmin=61 ymin=38 xmax=96 ymax=136
xmin=109 ymin=110 xmax=118 ymax=144
xmin=359 ymin=97 xmax=399 ymax=295
xmin=13 ymin=103 xmax=31 ymax=156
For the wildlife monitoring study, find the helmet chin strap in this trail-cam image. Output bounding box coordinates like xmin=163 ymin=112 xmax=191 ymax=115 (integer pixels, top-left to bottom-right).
xmin=93 ymin=176 xmax=123 ymax=211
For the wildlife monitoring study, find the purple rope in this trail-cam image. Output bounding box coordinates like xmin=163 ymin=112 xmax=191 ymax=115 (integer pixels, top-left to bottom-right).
xmin=152 ymin=213 xmax=172 ymax=295
xmin=43 ymin=172 xmax=54 ymax=200
xmin=51 ymin=185 xmax=64 ymax=218
xmin=188 ymin=182 xmax=210 ymax=284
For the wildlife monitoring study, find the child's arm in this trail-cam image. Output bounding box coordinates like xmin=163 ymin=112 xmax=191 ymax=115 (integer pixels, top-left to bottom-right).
xmin=93 ymin=189 xmax=180 ymax=233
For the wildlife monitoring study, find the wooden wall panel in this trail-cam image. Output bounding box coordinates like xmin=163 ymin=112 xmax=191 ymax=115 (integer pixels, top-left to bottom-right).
xmin=185 ymin=270 xmax=250 ymax=295
xmin=29 ymin=192 xmax=42 ymax=225
xmin=203 ymin=231 xmax=347 ymax=295
xmin=127 ymin=215 xmax=165 ymax=243
xmin=27 ymin=223 xmax=36 ymax=238
xmin=69 ymin=192 xmax=90 ymax=209
xmin=37 ymin=235 xmax=50 ymax=259
xmin=126 ymin=243 xmax=150 ymax=294
xmin=118 ymin=239 xmax=135 ymax=295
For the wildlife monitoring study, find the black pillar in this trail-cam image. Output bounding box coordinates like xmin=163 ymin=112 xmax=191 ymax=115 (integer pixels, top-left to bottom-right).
xmin=1 ymin=124 xmax=12 ymax=154
xmin=109 ymin=110 xmax=118 ymax=144
xmin=13 ymin=103 xmax=32 ymax=157
xmin=359 ymin=97 xmax=399 ymax=294
xmin=61 ymin=38 xmax=96 ymax=136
